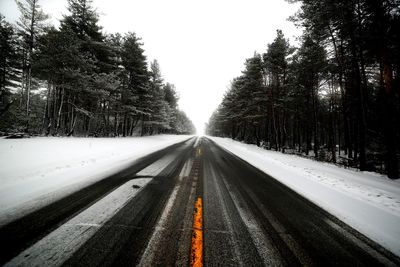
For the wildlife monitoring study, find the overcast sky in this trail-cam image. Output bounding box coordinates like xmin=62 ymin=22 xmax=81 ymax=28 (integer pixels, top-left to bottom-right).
xmin=0 ymin=0 xmax=301 ymax=133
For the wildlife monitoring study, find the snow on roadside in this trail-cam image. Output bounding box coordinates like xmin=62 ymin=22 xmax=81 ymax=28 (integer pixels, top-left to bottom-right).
xmin=208 ymin=136 xmax=400 ymax=256
xmin=0 ymin=135 xmax=192 ymax=226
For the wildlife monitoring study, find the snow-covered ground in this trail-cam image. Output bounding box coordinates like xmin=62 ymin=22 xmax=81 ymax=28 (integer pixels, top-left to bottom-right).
xmin=0 ymin=135 xmax=192 ymax=226
xmin=208 ymin=136 xmax=400 ymax=256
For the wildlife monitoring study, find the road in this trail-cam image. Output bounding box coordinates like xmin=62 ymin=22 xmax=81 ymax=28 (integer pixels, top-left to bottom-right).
xmin=2 ymin=137 xmax=400 ymax=266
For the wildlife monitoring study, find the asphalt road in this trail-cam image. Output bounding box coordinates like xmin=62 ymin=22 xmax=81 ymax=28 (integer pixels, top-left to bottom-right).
xmin=2 ymin=137 xmax=400 ymax=266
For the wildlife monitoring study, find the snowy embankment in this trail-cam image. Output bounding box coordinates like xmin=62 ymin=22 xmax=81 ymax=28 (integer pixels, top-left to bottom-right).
xmin=208 ymin=136 xmax=400 ymax=256
xmin=0 ymin=135 xmax=191 ymax=226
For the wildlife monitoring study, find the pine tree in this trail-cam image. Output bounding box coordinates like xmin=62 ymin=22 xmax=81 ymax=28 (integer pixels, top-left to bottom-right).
xmin=263 ymin=30 xmax=292 ymax=150
xmin=163 ymin=83 xmax=179 ymax=130
xmin=363 ymin=0 xmax=399 ymax=178
xmin=291 ymin=0 xmax=399 ymax=176
xmin=241 ymin=54 xmax=266 ymax=146
xmin=33 ymin=27 xmax=95 ymax=135
xmin=0 ymin=15 xmax=21 ymax=117
xmin=15 ymin=0 xmax=49 ymax=129
xmin=1 ymin=1 xmax=196 ymax=137
xmin=120 ymin=32 xmax=150 ymax=136
xmin=296 ymin=34 xmax=327 ymax=158
xmin=208 ymin=0 xmax=399 ymax=177
xmin=61 ymin=0 xmax=102 ymax=41
xmin=59 ymin=0 xmax=118 ymax=135
xmin=174 ymin=110 xmax=195 ymax=134
xmin=148 ymin=60 xmax=171 ymax=133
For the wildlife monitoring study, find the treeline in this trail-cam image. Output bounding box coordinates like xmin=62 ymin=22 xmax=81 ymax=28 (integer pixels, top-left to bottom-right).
xmin=207 ymin=0 xmax=400 ymax=178
xmin=0 ymin=0 xmax=195 ymax=137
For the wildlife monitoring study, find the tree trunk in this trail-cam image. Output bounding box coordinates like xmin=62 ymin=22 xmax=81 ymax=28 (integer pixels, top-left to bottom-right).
xmin=42 ymin=81 xmax=51 ymax=135
xmin=140 ymin=115 xmax=145 ymax=136
xmin=381 ymin=59 xmax=399 ymax=178
xmin=312 ymin=88 xmax=319 ymax=159
xmin=25 ymin=67 xmax=31 ymax=132
xmin=67 ymin=113 xmax=77 ymax=136
xmin=368 ymin=0 xmax=399 ymax=179
xmin=122 ymin=112 xmax=127 ymax=137
xmin=56 ymin=88 xmax=64 ymax=134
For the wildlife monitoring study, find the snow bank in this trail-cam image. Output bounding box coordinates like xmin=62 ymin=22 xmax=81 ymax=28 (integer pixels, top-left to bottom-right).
xmin=0 ymin=135 xmax=192 ymax=225
xmin=208 ymin=136 xmax=400 ymax=256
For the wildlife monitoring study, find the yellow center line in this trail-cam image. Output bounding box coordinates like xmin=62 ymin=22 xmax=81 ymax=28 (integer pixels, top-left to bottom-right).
xmin=190 ymin=197 xmax=203 ymax=267
xmin=196 ymin=146 xmax=202 ymax=157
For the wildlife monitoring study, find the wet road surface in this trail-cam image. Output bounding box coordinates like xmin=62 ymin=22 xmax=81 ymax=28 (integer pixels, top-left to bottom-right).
xmin=2 ymin=137 xmax=400 ymax=266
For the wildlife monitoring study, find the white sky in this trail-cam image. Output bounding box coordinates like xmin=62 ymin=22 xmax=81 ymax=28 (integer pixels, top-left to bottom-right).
xmin=0 ymin=0 xmax=301 ymax=134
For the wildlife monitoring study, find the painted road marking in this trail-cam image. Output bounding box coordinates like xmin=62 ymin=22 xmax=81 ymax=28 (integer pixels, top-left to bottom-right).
xmin=5 ymin=178 xmax=151 ymax=267
xmin=191 ymin=197 xmax=203 ymax=267
xmin=138 ymin=159 xmax=193 ymax=266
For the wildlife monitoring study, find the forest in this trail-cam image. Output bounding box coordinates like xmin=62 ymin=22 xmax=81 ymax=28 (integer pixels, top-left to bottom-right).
xmin=207 ymin=0 xmax=400 ymax=179
xmin=0 ymin=0 xmax=195 ymax=137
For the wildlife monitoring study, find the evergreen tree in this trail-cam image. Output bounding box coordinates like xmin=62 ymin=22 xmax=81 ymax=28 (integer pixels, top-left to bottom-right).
xmin=296 ymin=34 xmax=327 ymax=157
xmin=290 ymin=0 xmax=399 ymax=176
xmin=33 ymin=27 xmax=95 ymax=135
xmin=15 ymin=0 xmax=49 ymax=128
xmin=0 ymin=15 xmax=20 ymax=117
xmin=61 ymin=0 xmax=102 ymax=41
xmin=148 ymin=60 xmax=170 ymax=133
xmin=208 ymin=1 xmax=400 ymax=178
xmin=163 ymin=83 xmax=179 ymax=130
xmin=0 ymin=1 xmax=196 ymax=137
xmin=120 ymin=32 xmax=150 ymax=136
